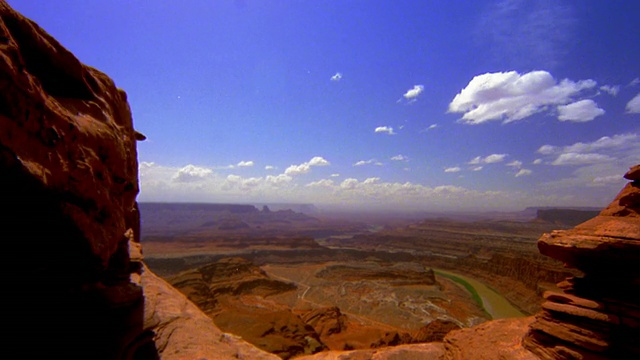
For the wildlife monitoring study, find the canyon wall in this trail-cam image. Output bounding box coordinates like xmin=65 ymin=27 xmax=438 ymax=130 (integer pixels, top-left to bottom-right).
xmin=523 ymin=165 xmax=640 ymax=359
xmin=0 ymin=3 xmax=276 ymax=359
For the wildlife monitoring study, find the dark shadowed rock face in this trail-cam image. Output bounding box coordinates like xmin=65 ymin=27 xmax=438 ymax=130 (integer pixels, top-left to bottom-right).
xmin=524 ymin=164 xmax=640 ymax=359
xmin=1 ymin=3 xmax=277 ymax=359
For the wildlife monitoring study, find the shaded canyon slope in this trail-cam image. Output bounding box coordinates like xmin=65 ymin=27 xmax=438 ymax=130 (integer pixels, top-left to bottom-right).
xmin=0 ymin=3 xmax=277 ymax=359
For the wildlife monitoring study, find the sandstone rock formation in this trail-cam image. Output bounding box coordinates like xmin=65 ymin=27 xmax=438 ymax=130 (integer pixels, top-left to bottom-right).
xmin=524 ymin=164 xmax=640 ymax=359
xmin=0 ymin=3 xmax=276 ymax=358
xmin=168 ymin=257 xmax=324 ymax=359
xmin=296 ymin=342 xmax=446 ymax=360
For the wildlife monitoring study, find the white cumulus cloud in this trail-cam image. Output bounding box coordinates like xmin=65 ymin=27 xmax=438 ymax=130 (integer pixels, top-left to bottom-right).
xmin=557 ymin=99 xmax=604 ymax=122
xmin=284 ymin=156 xmax=330 ymax=176
xmin=444 ymin=167 xmax=461 ymax=173
xmin=266 ymin=174 xmax=293 ymax=185
xmin=331 ymin=72 xmax=342 ymax=81
xmin=237 ymin=160 xmax=255 ymax=167
xmin=449 ymin=70 xmax=597 ymax=124
xmin=515 ymin=169 xmax=532 ymax=177
xmin=403 ymin=85 xmax=424 ymax=100
xmin=172 ymin=164 xmax=213 ymax=182
xmin=375 ymin=126 xmax=395 ymax=135
xmin=265 ymin=165 xmax=276 ymax=170
xmin=306 ymin=179 xmax=335 ymax=187
xmin=506 ymin=160 xmax=523 ymax=168
xmin=340 ymin=178 xmax=359 ymax=190
xmin=626 ymin=93 xmax=640 ymax=113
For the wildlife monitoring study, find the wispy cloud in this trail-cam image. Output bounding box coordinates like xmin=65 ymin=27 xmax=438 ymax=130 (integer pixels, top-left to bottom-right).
xmin=353 ymin=159 xmax=383 ymax=166
xmin=626 ymin=93 xmax=640 ymax=113
xmin=444 ymin=167 xmax=461 ymax=173
xmin=600 ymin=85 xmax=620 ymax=96
xmin=391 ymin=154 xmax=408 ymax=161
xmin=557 ymin=99 xmax=604 ymax=122
xmin=505 ymin=159 xmax=531 ymax=176
xmin=468 ymin=153 xmax=508 ymax=164
xmin=331 ymin=72 xmax=342 ymax=81
xmin=374 ymin=126 xmax=395 ymax=135
xmin=265 ymin=165 xmax=276 ymax=170
xmin=449 ymin=71 xmax=597 ymax=124
xmin=477 ymin=0 xmax=576 ymax=69
xmin=284 ymin=156 xmax=330 ymax=176
xmin=551 ymin=153 xmax=612 ymax=166
xmin=538 ymin=133 xmax=638 ymax=155
xmin=420 ymin=124 xmax=438 ymax=133
xmin=537 ymin=133 xmax=640 ymax=168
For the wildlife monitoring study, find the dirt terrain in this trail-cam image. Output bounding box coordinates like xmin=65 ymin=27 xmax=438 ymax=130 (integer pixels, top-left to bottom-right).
xmin=167 ymin=257 xmax=475 ymax=358
xmin=142 ymin=204 xmax=591 ymax=358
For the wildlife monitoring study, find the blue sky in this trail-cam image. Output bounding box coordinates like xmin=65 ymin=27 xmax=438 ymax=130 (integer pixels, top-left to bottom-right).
xmin=10 ymin=0 xmax=640 ymax=211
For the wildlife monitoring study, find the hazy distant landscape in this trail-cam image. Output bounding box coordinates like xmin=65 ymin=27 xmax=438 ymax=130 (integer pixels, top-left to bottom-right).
xmin=141 ymin=202 xmax=592 ymax=358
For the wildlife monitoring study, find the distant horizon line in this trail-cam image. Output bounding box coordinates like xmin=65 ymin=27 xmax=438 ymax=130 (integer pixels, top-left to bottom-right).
xmin=137 ymin=201 xmax=604 ymax=213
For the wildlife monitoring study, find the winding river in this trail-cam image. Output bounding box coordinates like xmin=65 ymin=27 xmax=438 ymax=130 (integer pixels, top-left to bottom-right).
xmin=435 ymin=269 xmax=525 ymax=319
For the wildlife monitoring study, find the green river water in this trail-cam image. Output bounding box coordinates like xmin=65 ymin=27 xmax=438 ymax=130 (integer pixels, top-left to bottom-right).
xmin=434 ymin=269 xmax=525 ymax=319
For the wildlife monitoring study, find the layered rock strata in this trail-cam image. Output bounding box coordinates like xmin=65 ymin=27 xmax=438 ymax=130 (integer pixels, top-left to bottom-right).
xmin=524 ymin=164 xmax=640 ymax=359
xmin=0 ymin=3 xmax=276 ymax=359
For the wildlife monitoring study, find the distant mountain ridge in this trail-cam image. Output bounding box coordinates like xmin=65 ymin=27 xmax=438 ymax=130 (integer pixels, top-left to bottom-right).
xmin=532 ymin=208 xmax=600 ymax=226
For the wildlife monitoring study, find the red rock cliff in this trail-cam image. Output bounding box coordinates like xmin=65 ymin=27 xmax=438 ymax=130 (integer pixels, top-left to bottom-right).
xmin=0 ymin=3 xmax=276 ymax=359
xmin=524 ymin=164 xmax=640 ymax=359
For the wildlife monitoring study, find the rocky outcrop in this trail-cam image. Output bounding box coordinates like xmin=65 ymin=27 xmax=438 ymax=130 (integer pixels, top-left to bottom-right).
xmin=0 ymin=3 xmax=276 ymax=358
xmin=413 ymin=320 xmax=461 ymax=343
xmin=302 ymin=307 xmax=348 ymax=338
xmin=523 ymin=164 xmax=640 ymax=359
xmin=137 ymin=259 xmax=279 ymax=360
xmin=296 ymin=343 xmax=446 ymax=360
xmin=169 ymin=258 xmax=324 ymax=358
xmin=444 ymin=317 xmax=537 ymax=360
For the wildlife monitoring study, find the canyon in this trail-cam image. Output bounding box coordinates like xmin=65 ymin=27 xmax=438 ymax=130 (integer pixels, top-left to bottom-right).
xmin=2 ymin=2 xmax=639 ymax=359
